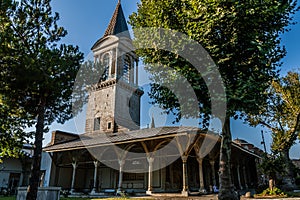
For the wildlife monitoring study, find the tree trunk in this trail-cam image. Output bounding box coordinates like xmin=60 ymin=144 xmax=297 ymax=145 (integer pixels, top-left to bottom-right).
xmin=26 ymin=97 xmax=46 ymax=200
xmin=218 ymin=116 xmax=239 ymax=200
xmin=269 ymin=178 xmax=275 ymax=191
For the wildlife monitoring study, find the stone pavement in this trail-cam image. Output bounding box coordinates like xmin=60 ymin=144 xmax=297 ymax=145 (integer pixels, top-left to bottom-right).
xmin=130 ymin=195 xmax=300 ymax=200
xmin=131 ymin=195 xmax=218 ymax=199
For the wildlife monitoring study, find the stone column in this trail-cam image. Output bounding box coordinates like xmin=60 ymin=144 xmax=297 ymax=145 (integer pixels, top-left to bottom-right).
xmin=146 ymin=157 xmax=154 ymax=195
xmin=237 ymin=165 xmax=243 ymax=190
xmin=197 ymin=158 xmax=205 ymax=193
xmin=90 ymin=161 xmax=99 ymax=194
xmin=181 ymin=156 xmax=188 ymax=196
xmin=117 ymin=159 xmax=125 ymax=194
xmin=70 ymin=161 xmax=78 ymax=194
xmin=210 ymin=160 xmax=217 ymax=187
xmin=135 ymin=60 xmax=139 ymax=85
xmin=243 ymin=166 xmax=248 ymax=188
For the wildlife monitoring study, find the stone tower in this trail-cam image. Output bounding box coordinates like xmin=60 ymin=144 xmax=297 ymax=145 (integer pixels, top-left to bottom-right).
xmin=85 ymin=1 xmax=143 ymax=134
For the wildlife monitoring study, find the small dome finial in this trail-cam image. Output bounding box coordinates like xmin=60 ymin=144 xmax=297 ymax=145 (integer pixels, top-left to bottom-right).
xmin=118 ymin=0 xmax=121 ymax=4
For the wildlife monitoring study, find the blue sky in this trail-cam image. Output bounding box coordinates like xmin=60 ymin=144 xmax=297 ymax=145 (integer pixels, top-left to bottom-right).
xmin=45 ymin=0 xmax=300 ymax=158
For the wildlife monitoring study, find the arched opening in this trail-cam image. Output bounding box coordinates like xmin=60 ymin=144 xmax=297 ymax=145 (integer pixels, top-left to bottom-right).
xmin=123 ymin=55 xmax=131 ymax=83
xmin=102 ymin=53 xmax=110 ymax=81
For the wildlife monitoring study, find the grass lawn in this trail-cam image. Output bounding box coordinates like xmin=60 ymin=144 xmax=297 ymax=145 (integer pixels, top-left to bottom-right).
xmin=61 ymin=198 xmax=154 ymax=200
xmin=0 ymin=197 xmax=15 ymax=200
xmin=0 ymin=196 xmax=154 ymax=200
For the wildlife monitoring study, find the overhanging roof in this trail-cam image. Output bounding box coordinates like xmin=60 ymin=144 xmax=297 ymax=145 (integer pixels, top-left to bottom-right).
xmin=44 ymin=127 xmax=207 ymax=152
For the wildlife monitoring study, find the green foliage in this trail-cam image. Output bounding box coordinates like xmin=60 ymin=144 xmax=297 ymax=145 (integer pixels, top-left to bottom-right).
xmin=130 ymin=0 xmax=298 ymax=121
xmin=0 ymin=102 xmax=32 ymax=161
xmin=0 ymin=0 xmax=83 ymax=199
xmin=60 ymin=198 xmax=91 ymax=200
xmin=259 ymin=187 xmax=287 ymax=197
xmin=129 ymin=0 xmax=298 ymax=199
xmin=250 ymin=71 xmax=300 ymax=154
xmin=250 ymin=71 xmax=300 ymax=181
xmin=0 ymin=197 xmax=16 ymax=200
xmin=0 ymin=0 xmax=84 ymax=126
xmin=255 ymin=184 xmax=269 ymax=195
xmin=259 ymin=153 xmax=286 ymax=179
xmin=272 ymin=72 xmax=300 ymax=154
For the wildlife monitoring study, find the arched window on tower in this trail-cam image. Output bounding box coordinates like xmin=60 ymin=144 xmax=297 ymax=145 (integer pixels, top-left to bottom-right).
xmin=123 ymin=55 xmax=131 ymax=83
xmin=101 ymin=53 xmax=110 ymax=81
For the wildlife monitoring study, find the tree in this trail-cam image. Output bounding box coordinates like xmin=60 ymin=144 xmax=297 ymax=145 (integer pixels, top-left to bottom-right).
xmin=129 ymin=0 xmax=298 ymax=199
xmin=250 ymin=71 xmax=300 ymax=190
xmin=0 ymin=0 xmax=29 ymax=163
xmin=0 ymin=0 xmax=84 ymax=199
xmin=0 ymin=100 xmax=31 ymax=162
xmin=259 ymin=153 xmax=286 ymax=190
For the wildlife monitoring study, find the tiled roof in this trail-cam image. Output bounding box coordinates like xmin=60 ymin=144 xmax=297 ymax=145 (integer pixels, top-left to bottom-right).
xmin=43 ymin=126 xmax=262 ymax=159
xmin=91 ymin=1 xmax=130 ymax=50
xmin=43 ymin=126 xmax=203 ymax=152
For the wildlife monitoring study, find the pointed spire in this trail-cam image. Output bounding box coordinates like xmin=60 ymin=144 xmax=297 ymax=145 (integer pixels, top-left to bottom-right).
xmin=102 ymin=0 xmax=129 ymax=38
xmin=91 ymin=0 xmax=130 ymax=50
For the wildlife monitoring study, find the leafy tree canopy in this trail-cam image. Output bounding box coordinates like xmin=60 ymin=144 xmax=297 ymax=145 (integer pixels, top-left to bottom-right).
xmin=249 ymin=71 xmax=300 ymax=188
xmin=250 ymin=71 xmax=300 ymax=155
xmin=0 ymin=0 xmax=84 ymax=126
xmin=0 ymin=100 xmax=31 ymax=162
xmin=130 ymin=0 xmax=298 ymax=121
xmin=0 ymin=0 xmax=84 ymax=199
xmin=129 ymin=0 xmax=298 ymax=199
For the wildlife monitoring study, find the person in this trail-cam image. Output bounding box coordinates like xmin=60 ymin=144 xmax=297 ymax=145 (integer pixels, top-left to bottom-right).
xmin=213 ymin=185 xmax=219 ymax=193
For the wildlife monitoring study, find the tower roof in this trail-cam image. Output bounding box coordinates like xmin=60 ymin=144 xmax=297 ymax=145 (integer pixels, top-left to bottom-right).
xmin=91 ymin=1 xmax=130 ymax=50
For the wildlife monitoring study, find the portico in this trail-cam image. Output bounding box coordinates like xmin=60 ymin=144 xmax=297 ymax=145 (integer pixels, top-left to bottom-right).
xmin=44 ymin=128 xmax=260 ymax=196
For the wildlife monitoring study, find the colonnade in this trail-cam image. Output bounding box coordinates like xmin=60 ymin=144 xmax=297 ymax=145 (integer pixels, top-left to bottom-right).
xmin=67 ymin=157 xmax=252 ymax=196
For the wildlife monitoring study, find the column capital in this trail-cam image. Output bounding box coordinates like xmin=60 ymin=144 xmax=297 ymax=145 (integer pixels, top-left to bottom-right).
xmin=197 ymin=157 xmax=203 ymax=164
xmin=94 ymin=160 xmax=99 ymax=167
xmin=118 ymin=159 xmax=125 ymax=167
xmin=181 ymin=155 xmax=188 ymax=163
xmin=72 ymin=161 xmax=78 ymax=168
xmin=147 ymin=157 xmax=154 ymax=163
xmin=209 ymin=160 xmax=215 ymax=166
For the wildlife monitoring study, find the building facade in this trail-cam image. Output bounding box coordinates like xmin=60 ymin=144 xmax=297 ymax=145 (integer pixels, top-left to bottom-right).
xmin=44 ymin=1 xmax=262 ymax=197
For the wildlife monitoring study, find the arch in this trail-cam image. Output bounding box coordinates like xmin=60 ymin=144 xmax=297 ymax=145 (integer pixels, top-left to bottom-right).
xmin=101 ymin=52 xmax=111 ymax=80
xmin=153 ymin=139 xmax=171 ymax=153
xmin=123 ymin=54 xmax=131 ymax=83
xmin=140 ymin=141 xmax=150 ymax=157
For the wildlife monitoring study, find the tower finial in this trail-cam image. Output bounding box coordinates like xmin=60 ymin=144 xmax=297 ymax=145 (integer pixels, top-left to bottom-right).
xmin=118 ymin=0 xmax=121 ymax=4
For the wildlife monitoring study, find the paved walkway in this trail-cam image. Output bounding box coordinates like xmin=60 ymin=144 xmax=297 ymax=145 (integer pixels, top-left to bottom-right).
xmin=133 ymin=196 xmax=300 ymax=200
xmin=132 ymin=195 xmax=218 ymax=199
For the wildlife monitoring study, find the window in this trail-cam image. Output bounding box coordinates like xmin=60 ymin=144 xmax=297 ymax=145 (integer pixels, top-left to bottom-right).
xmin=123 ymin=173 xmax=144 ymax=181
xmin=94 ymin=117 xmax=100 ymax=131
xmin=107 ymin=122 xmax=112 ymax=129
xmin=123 ymin=55 xmax=131 ymax=83
xmin=102 ymin=53 xmax=110 ymax=81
